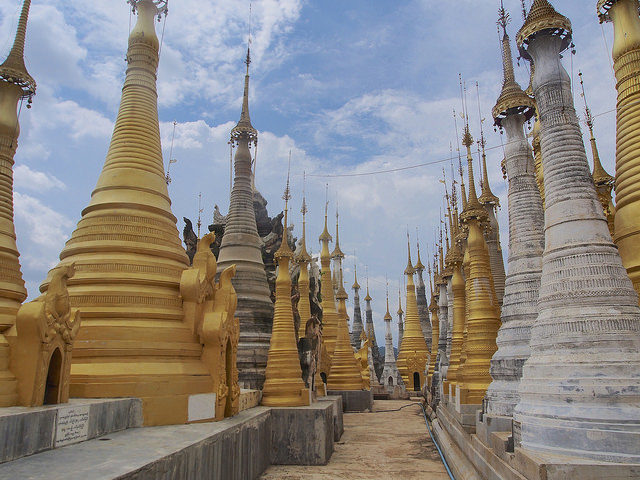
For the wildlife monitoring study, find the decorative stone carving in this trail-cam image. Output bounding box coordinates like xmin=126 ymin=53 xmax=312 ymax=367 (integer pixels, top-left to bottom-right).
xmin=8 ymin=264 xmax=80 ymax=406
xmin=180 ymin=233 xmax=240 ymax=419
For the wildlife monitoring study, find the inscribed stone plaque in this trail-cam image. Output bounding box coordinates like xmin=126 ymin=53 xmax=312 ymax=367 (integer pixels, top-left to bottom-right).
xmin=55 ymin=405 xmax=90 ymax=447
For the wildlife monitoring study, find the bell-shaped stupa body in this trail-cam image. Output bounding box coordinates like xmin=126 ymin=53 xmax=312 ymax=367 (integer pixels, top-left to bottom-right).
xmin=0 ymin=0 xmax=35 ymax=407
xmin=40 ymin=1 xmax=217 ymax=425
xmin=598 ymin=0 xmax=640 ymax=299
xmin=397 ymin=241 xmax=429 ymax=391
xmin=513 ymin=0 xmax=640 ymax=462
xmin=216 ymin=48 xmax=273 ymax=390
xmin=485 ymin=14 xmax=544 ymax=418
xmin=261 ymin=183 xmax=309 ymax=407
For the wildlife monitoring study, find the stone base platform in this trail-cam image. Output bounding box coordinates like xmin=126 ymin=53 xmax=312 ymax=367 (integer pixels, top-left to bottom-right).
xmin=433 ymin=401 xmax=640 ymax=480
xmin=0 ymin=398 xmax=142 ymax=464
xmin=317 ymin=395 xmax=343 ymax=441
xmin=327 ymin=390 xmax=372 ymax=412
xmin=270 ymin=402 xmax=334 ymax=465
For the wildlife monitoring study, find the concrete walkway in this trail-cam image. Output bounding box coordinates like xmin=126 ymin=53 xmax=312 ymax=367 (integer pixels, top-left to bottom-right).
xmin=260 ymin=400 xmax=451 ymax=480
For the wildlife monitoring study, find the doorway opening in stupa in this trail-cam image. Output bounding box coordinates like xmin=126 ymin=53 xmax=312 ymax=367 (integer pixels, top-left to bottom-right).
xmin=413 ymin=372 xmax=420 ymax=391
xmin=388 ymin=376 xmax=393 ymax=386
xmin=44 ymin=348 xmax=63 ymax=404
xmin=224 ymin=339 xmax=233 ymax=417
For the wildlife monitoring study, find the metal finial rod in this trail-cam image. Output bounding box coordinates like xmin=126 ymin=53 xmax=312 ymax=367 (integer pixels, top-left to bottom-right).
xmin=520 ymin=0 xmax=527 ymax=21
xmin=476 ymin=81 xmax=486 ymax=149
xmin=197 ymin=192 xmax=203 ymax=238
xmin=498 ymin=0 xmax=510 ymax=33
xmin=578 ymin=71 xmax=594 ymax=130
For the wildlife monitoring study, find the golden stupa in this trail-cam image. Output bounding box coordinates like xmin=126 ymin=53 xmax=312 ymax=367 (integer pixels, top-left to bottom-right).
xmin=39 ymin=0 xmax=237 ymax=425
xmin=296 ymin=192 xmax=313 ymax=339
xmin=457 ymin=126 xmax=500 ymax=406
xmin=598 ymin=0 xmax=640 ymax=297
xmin=327 ymin=266 xmax=366 ymax=391
xmin=396 ymin=237 xmax=429 ymax=391
xmin=318 ymin=204 xmax=338 ymax=358
xmin=0 ymin=0 xmax=34 ymax=406
xmin=261 ymin=171 xmax=309 ymax=407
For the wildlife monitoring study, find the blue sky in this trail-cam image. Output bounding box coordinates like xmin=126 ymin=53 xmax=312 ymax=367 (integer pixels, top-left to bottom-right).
xmin=1 ymin=0 xmax=618 ymax=347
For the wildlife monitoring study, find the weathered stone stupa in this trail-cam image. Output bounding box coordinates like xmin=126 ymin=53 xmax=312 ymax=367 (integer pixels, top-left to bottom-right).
xmin=40 ymin=0 xmax=232 ymax=425
xmin=216 ymin=47 xmax=273 ymax=390
xmin=414 ymin=243 xmax=432 ymax=351
xmin=363 ymin=279 xmax=383 ymax=382
xmin=350 ymin=267 xmax=364 ymax=348
xmin=381 ymin=292 xmax=403 ymax=390
xmin=514 ymin=0 xmax=640 ymax=461
xmin=0 ymin=0 xmax=34 ymax=406
xmin=485 ymin=5 xmax=544 ymax=419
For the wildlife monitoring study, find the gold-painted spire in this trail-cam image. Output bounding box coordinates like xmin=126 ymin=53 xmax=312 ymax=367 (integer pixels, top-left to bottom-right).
xmin=397 ymin=288 xmax=404 ymax=315
xmin=517 ymin=0 xmax=572 ymax=58
xmin=478 ymin=144 xmax=500 ymax=207
xmin=493 ymin=2 xmax=535 ymax=128
xmin=579 ymin=72 xmax=614 ymax=186
xmin=275 ymin=160 xmax=293 ymax=259
xmin=352 ymin=264 xmax=361 ymax=290
xmin=0 ymin=0 xmax=36 ymax=101
xmin=296 ymin=174 xmax=312 ymax=264
xmin=318 ymin=191 xmax=339 ymax=363
xmin=331 ymin=208 xmax=345 ymax=259
xmin=579 ymin=71 xmax=616 ymax=238
xmin=319 ymin=196 xmax=332 ymax=244
xmin=384 ymin=289 xmax=392 ymax=321
xmin=230 ymin=46 xmax=257 ymax=144
xmin=405 ymin=232 xmax=415 ymax=275
xmin=460 ymin=125 xmax=488 ymax=223
xmin=364 ymin=275 xmax=372 ymax=302
xmin=262 ymin=167 xmax=309 ymax=407
xmin=415 ymin=240 xmax=426 ymax=271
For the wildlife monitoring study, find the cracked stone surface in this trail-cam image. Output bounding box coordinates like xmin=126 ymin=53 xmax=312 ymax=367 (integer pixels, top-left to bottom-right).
xmin=260 ymin=400 xmax=450 ymax=479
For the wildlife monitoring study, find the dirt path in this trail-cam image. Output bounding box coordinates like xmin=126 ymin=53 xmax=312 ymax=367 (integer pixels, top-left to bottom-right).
xmin=260 ymin=400 xmax=451 ymax=480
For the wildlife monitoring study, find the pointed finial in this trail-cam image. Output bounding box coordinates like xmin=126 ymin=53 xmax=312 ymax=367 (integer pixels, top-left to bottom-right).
xmin=230 ymin=42 xmax=257 ymax=144
xmin=384 ymin=279 xmax=392 ymax=320
xmin=415 ymin=229 xmax=425 ymax=271
xmin=517 ymin=0 xmax=572 ymax=60
xmin=521 ymin=0 xmax=527 ymax=21
xmin=319 ymin=184 xmax=332 ymax=243
xmin=476 ymin=82 xmax=499 ymax=207
xmin=492 ymin=2 xmax=535 ymax=128
xmin=276 ymin=158 xmax=293 ymax=258
xmin=579 ymin=71 xmax=613 ymax=185
xmin=352 ymin=262 xmax=361 ymax=290
xmin=365 ymin=266 xmax=372 ymax=301
xmin=460 ymin=122 xmax=488 ymax=223
xmin=332 ymin=202 xmax=345 ymax=259
xmin=0 ymin=0 xmax=36 ymax=101
xmin=405 ymin=231 xmax=415 ymax=275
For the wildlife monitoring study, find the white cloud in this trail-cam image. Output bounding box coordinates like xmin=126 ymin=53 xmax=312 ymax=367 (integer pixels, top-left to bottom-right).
xmin=14 ymin=164 xmax=66 ymax=192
